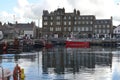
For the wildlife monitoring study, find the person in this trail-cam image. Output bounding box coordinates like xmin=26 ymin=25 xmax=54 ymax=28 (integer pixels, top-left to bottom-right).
xmin=13 ymin=64 xmax=21 ymax=80
xmin=14 ymin=38 xmax=19 ymax=49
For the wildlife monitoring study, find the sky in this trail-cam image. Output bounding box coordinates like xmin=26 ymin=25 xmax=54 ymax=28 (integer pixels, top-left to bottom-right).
xmin=0 ymin=0 xmax=120 ymax=27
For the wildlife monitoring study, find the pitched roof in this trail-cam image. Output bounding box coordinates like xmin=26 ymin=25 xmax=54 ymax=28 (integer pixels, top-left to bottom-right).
xmin=15 ymin=23 xmax=34 ymax=30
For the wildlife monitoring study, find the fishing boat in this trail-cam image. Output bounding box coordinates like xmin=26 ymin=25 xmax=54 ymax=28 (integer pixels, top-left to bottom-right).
xmin=65 ymin=32 xmax=90 ymax=48
xmin=65 ymin=38 xmax=90 ymax=48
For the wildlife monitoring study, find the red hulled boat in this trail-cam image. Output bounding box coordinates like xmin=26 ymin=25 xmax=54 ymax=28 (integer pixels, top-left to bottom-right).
xmin=65 ymin=38 xmax=90 ymax=48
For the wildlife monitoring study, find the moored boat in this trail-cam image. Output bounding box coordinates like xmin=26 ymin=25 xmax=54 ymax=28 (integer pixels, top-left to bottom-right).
xmin=0 ymin=68 xmax=11 ymax=80
xmin=65 ymin=38 xmax=90 ymax=48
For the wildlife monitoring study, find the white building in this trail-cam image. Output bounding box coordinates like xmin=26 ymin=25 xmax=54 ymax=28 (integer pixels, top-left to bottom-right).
xmin=113 ymin=25 xmax=120 ymax=37
xmin=15 ymin=22 xmax=36 ymax=38
xmin=114 ymin=25 xmax=120 ymax=34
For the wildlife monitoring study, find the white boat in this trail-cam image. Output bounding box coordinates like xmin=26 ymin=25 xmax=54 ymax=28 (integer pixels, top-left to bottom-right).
xmin=0 ymin=68 xmax=12 ymax=80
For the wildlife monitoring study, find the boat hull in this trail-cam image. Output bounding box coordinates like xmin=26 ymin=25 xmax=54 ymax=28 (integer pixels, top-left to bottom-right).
xmin=65 ymin=41 xmax=90 ymax=48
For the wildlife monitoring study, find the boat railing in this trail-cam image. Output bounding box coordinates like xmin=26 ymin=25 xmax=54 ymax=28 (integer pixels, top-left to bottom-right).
xmin=67 ymin=38 xmax=93 ymax=42
xmin=0 ymin=66 xmax=4 ymax=80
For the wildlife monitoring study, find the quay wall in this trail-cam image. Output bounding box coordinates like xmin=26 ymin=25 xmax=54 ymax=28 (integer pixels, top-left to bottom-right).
xmin=90 ymin=39 xmax=118 ymax=47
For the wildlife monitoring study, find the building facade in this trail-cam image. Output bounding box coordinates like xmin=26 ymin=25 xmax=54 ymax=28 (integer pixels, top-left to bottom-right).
xmin=94 ymin=18 xmax=113 ymax=38
xmin=113 ymin=25 xmax=120 ymax=38
xmin=14 ymin=22 xmax=37 ymax=39
xmin=42 ymin=8 xmax=113 ymax=38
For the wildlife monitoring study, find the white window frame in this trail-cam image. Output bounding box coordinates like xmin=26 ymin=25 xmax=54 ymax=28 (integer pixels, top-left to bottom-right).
xmin=44 ymin=16 xmax=48 ymax=20
xmin=56 ymin=16 xmax=60 ymax=20
xmin=44 ymin=21 xmax=48 ymax=25
xmin=56 ymin=21 xmax=60 ymax=25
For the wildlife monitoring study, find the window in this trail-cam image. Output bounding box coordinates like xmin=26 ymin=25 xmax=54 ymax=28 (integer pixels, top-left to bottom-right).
xmin=82 ymin=21 xmax=85 ymax=24
xmin=78 ymin=17 xmax=81 ymax=20
xmin=86 ymin=21 xmax=89 ymax=24
xmin=90 ymin=27 xmax=92 ymax=31
xmin=74 ymin=21 xmax=77 ymax=25
xmin=64 ymin=16 xmax=66 ymax=20
xmin=50 ymin=17 xmax=53 ymax=20
xmin=107 ymin=25 xmax=110 ymax=28
xmin=82 ymin=27 xmax=84 ymax=31
xmin=78 ymin=27 xmax=80 ymax=31
xmin=68 ymin=27 xmax=71 ymax=31
xmin=50 ymin=27 xmax=53 ymax=31
xmin=99 ymin=29 xmax=101 ymax=33
xmin=86 ymin=17 xmax=88 ymax=20
xmin=118 ymin=30 xmax=120 ymax=32
xmin=107 ymin=30 xmax=110 ymax=33
xmin=95 ymin=29 xmax=97 ymax=33
xmin=59 ymin=27 xmax=61 ymax=31
xmin=55 ymin=27 xmax=61 ymax=31
xmin=74 ymin=27 xmax=77 ymax=31
xmin=64 ymin=27 xmax=67 ymax=31
xmin=105 ymin=21 xmax=108 ymax=23
xmin=68 ymin=16 xmax=71 ymax=20
xmin=90 ymin=21 xmax=93 ymax=24
xmin=44 ymin=21 xmax=48 ymax=25
xmin=103 ymin=29 xmax=105 ymax=33
xmin=50 ymin=22 xmax=53 ymax=25
xmin=86 ymin=27 xmax=89 ymax=31
xmin=56 ymin=21 xmax=60 ymax=25
xmin=82 ymin=17 xmax=85 ymax=20
xmin=68 ymin=21 xmax=71 ymax=25
xmin=74 ymin=16 xmax=77 ymax=20
xmin=95 ymin=25 xmax=97 ymax=28
xmin=56 ymin=16 xmax=60 ymax=20
xmin=78 ymin=21 xmax=81 ymax=24
xmin=90 ymin=17 xmax=93 ymax=19
xmin=99 ymin=25 xmax=101 ymax=28
xmin=103 ymin=25 xmax=105 ymax=28
xmin=64 ymin=22 xmax=67 ymax=25
xmin=44 ymin=16 xmax=48 ymax=20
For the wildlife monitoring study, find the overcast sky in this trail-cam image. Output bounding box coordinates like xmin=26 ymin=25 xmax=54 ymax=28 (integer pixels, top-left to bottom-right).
xmin=0 ymin=0 xmax=120 ymax=27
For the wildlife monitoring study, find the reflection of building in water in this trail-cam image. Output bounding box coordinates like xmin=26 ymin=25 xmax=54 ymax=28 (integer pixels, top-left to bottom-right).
xmin=42 ymin=47 xmax=112 ymax=74
xmin=14 ymin=54 xmax=36 ymax=62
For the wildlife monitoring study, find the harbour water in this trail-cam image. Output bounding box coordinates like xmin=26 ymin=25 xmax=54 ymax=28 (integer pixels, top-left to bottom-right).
xmin=0 ymin=46 xmax=120 ymax=80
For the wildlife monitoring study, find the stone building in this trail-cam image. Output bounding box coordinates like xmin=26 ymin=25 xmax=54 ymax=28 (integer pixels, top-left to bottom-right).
xmin=14 ymin=22 xmax=37 ymax=39
xmin=42 ymin=8 xmax=113 ymax=38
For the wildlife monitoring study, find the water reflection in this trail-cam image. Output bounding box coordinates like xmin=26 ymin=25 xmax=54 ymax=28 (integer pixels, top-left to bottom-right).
xmin=0 ymin=46 xmax=120 ymax=80
xmin=42 ymin=46 xmax=112 ymax=74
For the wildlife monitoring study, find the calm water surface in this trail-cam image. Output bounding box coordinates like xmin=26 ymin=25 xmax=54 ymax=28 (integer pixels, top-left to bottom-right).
xmin=0 ymin=46 xmax=120 ymax=80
